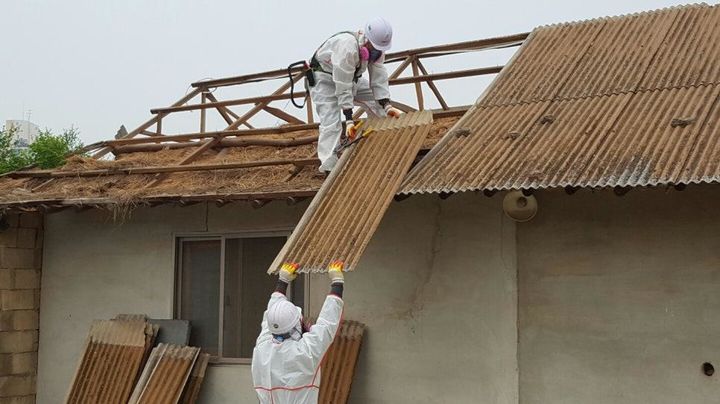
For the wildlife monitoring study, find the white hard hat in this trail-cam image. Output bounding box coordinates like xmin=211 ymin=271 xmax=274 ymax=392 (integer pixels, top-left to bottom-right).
xmin=365 ymin=17 xmax=393 ymax=51
xmin=267 ymin=300 xmax=301 ymax=335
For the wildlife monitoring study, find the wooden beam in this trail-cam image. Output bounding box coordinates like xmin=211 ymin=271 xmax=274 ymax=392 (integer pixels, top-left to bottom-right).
xmin=191 ymin=33 xmax=528 ymax=89
xmin=432 ymin=105 xmax=472 ymax=118
xmin=391 ymin=101 xmax=417 ymax=113
xmin=224 ymin=71 xmax=304 ymax=131
xmin=93 ymin=87 xmax=203 ymax=158
xmin=100 ymin=106 xmax=464 ymax=152
xmin=306 ymin=96 xmax=314 ymax=124
xmin=411 ymin=57 xmax=424 ymax=110
xmin=391 ymin=66 xmax=503 ymax=85
xmin=205 ymin=92 xmax=240 ymax=124
xmin=388 ymin=56 xmax=413 ymax=80
xmin=145 ymin=137 xmax=219 ymax=188
xmin=8 ymin=158 xmax=320 ymax=179
xmin=179 ymin=138 xmax=218 ymax=164
xmin=263 ymin=106 xmax=304 ymax=125
xmin=383 ymin=32 xmax=529 ymax=62
xmin=151 ymin=67 xmax=498 ymax=115
xmin=113 ymin=135 xmax=318 ymax=154
xmin=283 ymin=165 xmax=305 ymax=182
xmin=151 ymin=90 xmax=306 ymax=116
xmin=0 ymin=190 xmax=321 ymax=210
xmin=99 ymin=123 xmax=320 ymax=148
xmin=156 ymin=114 xmax=164 ymax=136
xmin=191 ymin=67 xmax=302 ymax=89
xmin=415 ymin=59 xmax=449 ymax=110
xmin=200 ymin=92 xmax=207 ymax=133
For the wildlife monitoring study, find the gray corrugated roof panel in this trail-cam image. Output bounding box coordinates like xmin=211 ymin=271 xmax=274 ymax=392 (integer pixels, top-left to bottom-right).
xmin=402 ymin=3 xmax=720 ymax=194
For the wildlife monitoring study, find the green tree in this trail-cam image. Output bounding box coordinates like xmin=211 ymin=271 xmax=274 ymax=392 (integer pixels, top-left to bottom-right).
xmin=29 ymin=127 xmax=84 ymax=169
xmin=0 ymin=126 xmax=84 ymax=174
xmin=0 ymin=126 xmax=32 ymax=173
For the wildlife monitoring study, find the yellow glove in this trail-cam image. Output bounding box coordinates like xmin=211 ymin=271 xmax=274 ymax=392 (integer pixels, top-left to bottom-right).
xmin=279 ymin=262 xmax=299 ymax=283
xmin=345 ymin=120 xmax=358 ymax=141
xmin=328 ymin=260 xmax=345 ymax=284
xmin=384 ymin=104 xmax=403 ymax=118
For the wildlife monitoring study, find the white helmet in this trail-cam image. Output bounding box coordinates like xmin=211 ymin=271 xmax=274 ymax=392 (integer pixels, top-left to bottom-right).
xmin=267 ymin=300 xmax=301 ymax=335
xmin=365 ymin=17 xmax=393 ymax=51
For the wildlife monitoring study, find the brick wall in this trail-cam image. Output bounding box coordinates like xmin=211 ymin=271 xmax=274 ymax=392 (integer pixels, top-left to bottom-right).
xmin=0 ymin=213 xmax=42 ymax=404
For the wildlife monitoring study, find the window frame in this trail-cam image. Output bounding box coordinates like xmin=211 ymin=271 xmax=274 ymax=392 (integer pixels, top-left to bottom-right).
xmin=173 ymin=229 xmax=305 ymax=365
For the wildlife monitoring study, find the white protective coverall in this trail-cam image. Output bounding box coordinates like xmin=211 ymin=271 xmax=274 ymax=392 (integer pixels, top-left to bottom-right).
xmin=310 ymin=31 xmax=391 ymax=171
xmin=252 ymin=292 xmax=344 ymax=404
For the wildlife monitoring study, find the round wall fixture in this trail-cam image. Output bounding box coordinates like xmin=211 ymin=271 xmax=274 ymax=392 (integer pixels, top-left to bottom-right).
xmin=702 ymin=362 xmax=714 ymax=376
xmin=502 ymin=190 xmax=538 ymax=222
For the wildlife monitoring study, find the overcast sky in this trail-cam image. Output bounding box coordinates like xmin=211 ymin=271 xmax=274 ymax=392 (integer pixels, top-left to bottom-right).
xmin=1 ymin=0 xmax=706 ymax=144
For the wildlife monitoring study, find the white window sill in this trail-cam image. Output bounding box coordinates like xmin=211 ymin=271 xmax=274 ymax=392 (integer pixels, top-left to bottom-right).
xmin=209 ymin=357 xmax=252 ymax=366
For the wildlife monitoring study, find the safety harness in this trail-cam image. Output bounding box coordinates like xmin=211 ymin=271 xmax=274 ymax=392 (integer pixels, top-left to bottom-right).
xmin=309 ymin=31 xmax=364 ymax=82
xmin=287 ymin=31 xmax=366 ymax=109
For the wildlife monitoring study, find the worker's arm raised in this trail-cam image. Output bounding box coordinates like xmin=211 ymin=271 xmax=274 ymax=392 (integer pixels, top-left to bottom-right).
xmin=298 ymin=261 xmax=345 ymax=368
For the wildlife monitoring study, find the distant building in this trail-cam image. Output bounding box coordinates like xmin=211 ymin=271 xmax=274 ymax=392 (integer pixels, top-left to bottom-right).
xmin=5 ymin=119 xmax=40 ymax=148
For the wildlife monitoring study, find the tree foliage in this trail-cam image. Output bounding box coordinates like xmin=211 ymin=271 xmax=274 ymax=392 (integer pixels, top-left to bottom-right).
xmin=0 ymin=126 xmax=84 ymax=174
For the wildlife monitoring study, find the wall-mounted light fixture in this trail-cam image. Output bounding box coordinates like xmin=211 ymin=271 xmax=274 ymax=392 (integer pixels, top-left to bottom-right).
xmin=502 ymin=190 xmax=538 ymax=222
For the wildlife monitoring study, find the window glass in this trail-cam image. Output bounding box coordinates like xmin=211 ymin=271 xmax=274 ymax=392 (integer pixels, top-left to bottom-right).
xmin=179 ymin=239 xmax=221 ymax=355
xmin=177 ymin=234 xmax=298 ymax=359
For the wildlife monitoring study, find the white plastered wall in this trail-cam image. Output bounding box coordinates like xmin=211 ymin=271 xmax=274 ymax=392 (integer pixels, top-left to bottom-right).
xmin=518 ymin=186 xmax=720 ymax=404
xmin=37 ymin=193 xmax=519 ymax=403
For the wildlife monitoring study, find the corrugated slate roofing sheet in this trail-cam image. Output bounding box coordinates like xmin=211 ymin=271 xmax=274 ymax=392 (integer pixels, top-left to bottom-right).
xmin=270 ymin=111 xmax=432 ymax=273
xmin=130 ymin=343 xmax=200 ymax=404
xmin=319 ymin=320 xmax=366 ymax=404
xmin=402 ymin=3 xmax=720 ymax=194
xmin=66 ymin=319 xmax=156 ymax=404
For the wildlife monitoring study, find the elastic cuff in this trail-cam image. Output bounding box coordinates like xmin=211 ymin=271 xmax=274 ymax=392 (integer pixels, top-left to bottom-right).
xmin=275 ymin=280 xmax=289 ymax=295
xmin=343 ymin=109 xmax=353 ymax=121
xmin=330 ymin=282 xmax=344 ymax=298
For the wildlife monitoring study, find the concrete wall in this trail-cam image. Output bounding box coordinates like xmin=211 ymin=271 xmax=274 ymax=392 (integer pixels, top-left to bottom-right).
xmin=37 ymin=193 xmax=519 ymax=403
xmin=37 ymin=202 xmax=310 ymax=403
xmin=346 ymin=192 xmax=518 ymax=403
xmin=37 ymin=184 xmax=720 ymax=403
xmin=518 ymin=186 xmax=720 ymax=403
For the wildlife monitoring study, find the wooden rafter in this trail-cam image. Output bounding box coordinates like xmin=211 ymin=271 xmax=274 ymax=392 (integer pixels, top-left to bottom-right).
xmin=61 ymin=31 xmax=529 ymax=190
xmin=190 ymin=32 xmax=528 ymax=88
xmin=200 ymin=91 xmax=207 ymax=133
xmin=224 ymin=71 xmax=305 ymax=131
xmin=411 ymin=56 xmax=424 ymax=110
xmin=263 ymin=106 xmax=304 ymax=125
xmin=7 ymin=158 xmax=319 ymax=179
xmin=415 ymin=59 xmax=449 ymax=110
xmin=150 ymin=66 xmax=497 ymax=115
xmin=113 ymin=135 xmax=319 ymax=154
xmin=86 ymin=107 xmax=466 ymax=153
xmin=93 ymin=87 xmax=203 ymax=159
xmin=204 ymin=92 xmax=235 ymax=125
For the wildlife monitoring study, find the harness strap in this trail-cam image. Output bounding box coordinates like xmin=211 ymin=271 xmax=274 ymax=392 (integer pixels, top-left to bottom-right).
xmin=310 ymin=31 xmax=363 ymax=82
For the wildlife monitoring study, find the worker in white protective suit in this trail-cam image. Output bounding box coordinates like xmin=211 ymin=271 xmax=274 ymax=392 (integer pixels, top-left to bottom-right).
xmin=308 ymin=17 xmax=404 ymax=172
xmin=251 ymin=261 xmax=346 ymax=404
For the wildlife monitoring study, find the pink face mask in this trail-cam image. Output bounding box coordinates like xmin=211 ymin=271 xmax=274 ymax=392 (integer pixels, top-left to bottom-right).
xmin=359 ymin=46 xmax=370 ymax=61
